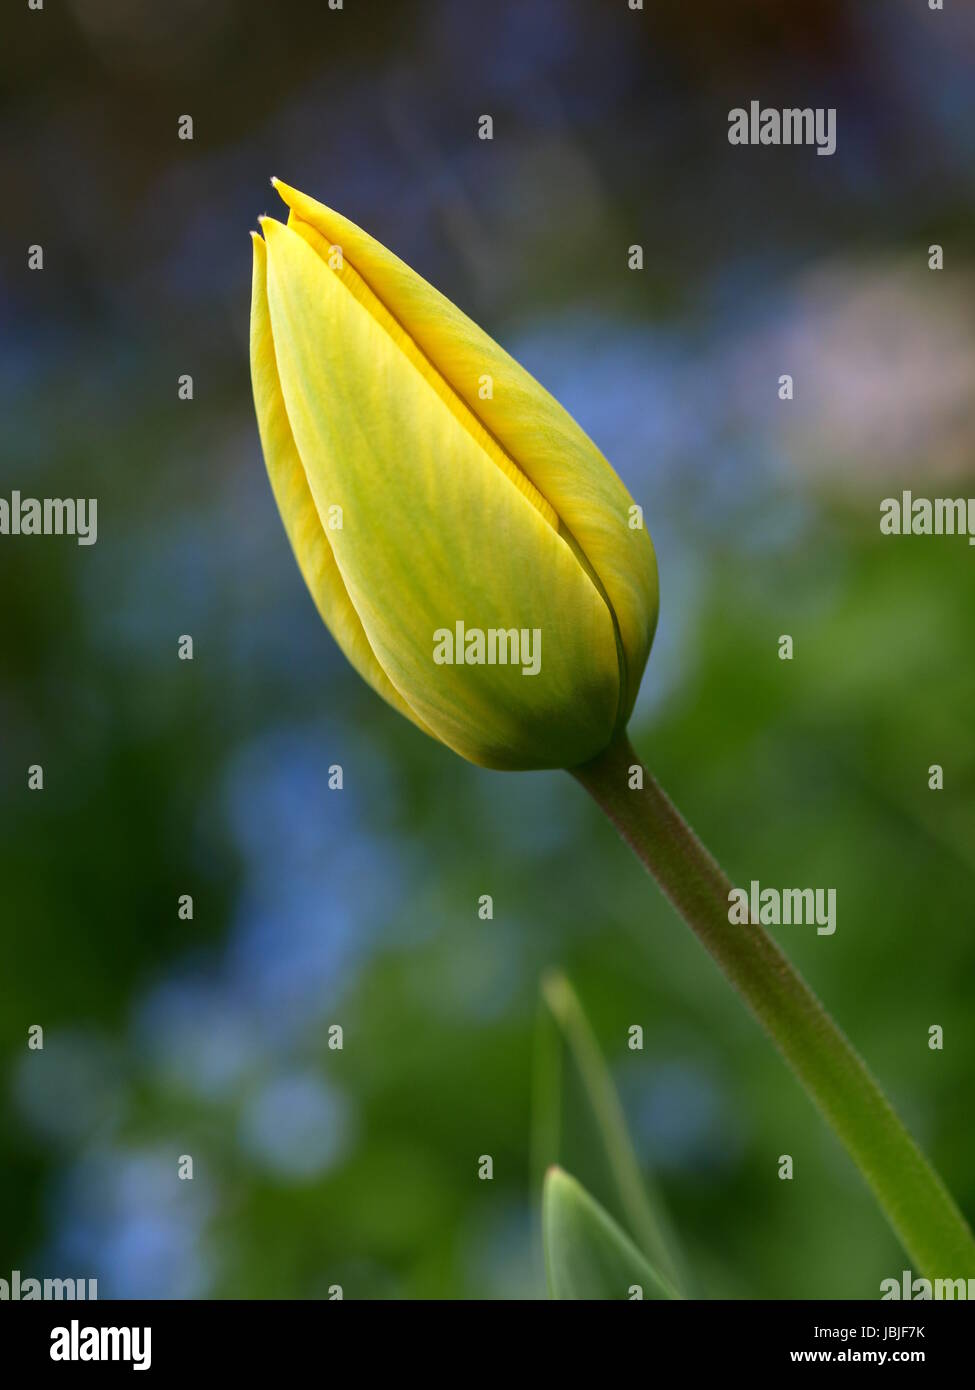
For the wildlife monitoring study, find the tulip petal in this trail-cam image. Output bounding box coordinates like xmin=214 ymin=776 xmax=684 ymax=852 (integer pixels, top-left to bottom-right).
xmin=260 ymin=217 xmax=620 ymax=770
xmin=250 ymin=230 xmax=433 ymax=735
xmin=271 ymin=178 xmax=657 ymax=724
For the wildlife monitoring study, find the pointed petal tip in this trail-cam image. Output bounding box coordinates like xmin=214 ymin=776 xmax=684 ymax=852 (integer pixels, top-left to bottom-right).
xmin=266 ymin=178 xmax=345 ymax=229
xmin=269 ymin=177 xmax=309 ymax=214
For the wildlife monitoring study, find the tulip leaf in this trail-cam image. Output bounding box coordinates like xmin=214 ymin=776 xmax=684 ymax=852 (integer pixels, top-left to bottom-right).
xmin=534 ymin=970 xmax=691 ymax=1295
xmin=543 ymin=1166 xmax=678 ymax=1300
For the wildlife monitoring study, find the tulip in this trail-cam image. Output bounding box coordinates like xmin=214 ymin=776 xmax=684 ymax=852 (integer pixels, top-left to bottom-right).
xmin=250 ymin=179 xmax=657 ymax=771
xmin=248 ymin=180 xmax=975 ymax=1287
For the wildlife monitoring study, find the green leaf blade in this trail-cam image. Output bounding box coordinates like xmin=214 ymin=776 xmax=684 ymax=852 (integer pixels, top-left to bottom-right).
xmin=543 ymin=1166 xmax=679 ymax=1301
xmin=537 ymin=970 xmax=691 ymax=1295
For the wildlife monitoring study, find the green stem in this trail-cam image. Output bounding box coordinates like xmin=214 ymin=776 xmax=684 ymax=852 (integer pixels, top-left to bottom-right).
xmin=571 ymin=731 xmax=975 ymax=1280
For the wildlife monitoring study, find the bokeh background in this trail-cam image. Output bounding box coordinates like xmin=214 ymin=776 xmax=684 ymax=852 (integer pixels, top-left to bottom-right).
xmin=2 ymin=0 xmax=974 ymax=1299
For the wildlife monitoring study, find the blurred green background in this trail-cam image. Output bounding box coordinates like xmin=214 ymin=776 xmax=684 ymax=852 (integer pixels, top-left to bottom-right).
xmin=2 ymin=0 xmax=974 ymax=1298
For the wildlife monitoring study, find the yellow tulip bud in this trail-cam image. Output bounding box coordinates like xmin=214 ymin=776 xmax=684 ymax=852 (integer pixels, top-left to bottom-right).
xmin=250 ymin=179 xmax=658 ymax=770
